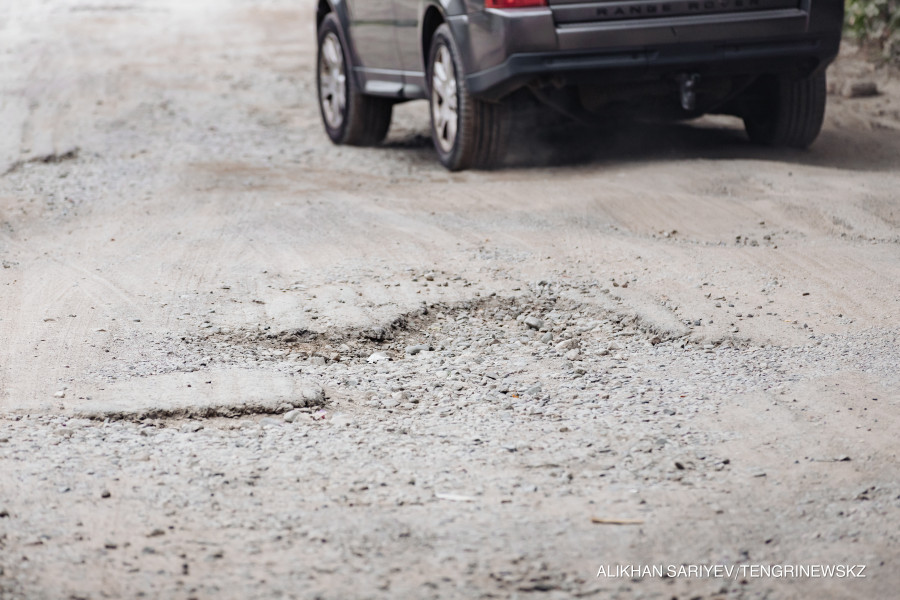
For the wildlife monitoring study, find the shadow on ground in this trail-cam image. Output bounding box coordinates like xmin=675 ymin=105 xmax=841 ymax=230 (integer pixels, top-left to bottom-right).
xmin=384 ymin=113 xmax=900 ymax=173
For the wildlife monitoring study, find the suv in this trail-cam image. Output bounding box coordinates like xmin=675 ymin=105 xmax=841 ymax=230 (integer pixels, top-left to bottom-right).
xmin=315 ymin=0 xmax=843 ymax=170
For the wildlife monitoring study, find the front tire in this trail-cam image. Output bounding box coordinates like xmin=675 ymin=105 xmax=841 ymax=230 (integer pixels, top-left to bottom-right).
xmin=317 ymin=14 xmax=392 ymax=146
xmin=742 ymin=71 xmax=827 ymax=149
xmin=428 ymin=24 xmax=510 ymax=171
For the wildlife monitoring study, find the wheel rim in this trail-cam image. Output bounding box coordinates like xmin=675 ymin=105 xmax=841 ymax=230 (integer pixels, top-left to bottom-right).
xmin=319 ymin=32 xmax=346 ymax=130
xmin=431 ymin=45 xmax=458 ymax=154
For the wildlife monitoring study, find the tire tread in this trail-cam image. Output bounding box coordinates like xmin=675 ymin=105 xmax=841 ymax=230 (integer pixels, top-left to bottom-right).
xmin=744 ymin=71 xmax=826 ymax=149
xmin=429 ymin=25 xmax=510 ymax=171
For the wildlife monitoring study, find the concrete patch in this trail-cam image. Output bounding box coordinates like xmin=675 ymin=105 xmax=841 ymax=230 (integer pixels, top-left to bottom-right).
xmin=64 ymin=369 xmax=324 ymax=420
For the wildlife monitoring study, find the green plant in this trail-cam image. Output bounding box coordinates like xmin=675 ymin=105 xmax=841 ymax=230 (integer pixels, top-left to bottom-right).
xmin=845 ymin=0 xmax=900 ymax=61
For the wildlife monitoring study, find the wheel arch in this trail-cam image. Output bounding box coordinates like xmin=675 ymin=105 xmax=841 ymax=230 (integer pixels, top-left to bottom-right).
xmin=421 ymin=4 xmax=446 ymax=71
xmin=315 ymin=0 xmax=367 ymax=91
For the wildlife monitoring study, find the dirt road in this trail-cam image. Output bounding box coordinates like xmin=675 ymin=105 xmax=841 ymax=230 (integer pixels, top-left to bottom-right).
xmin=1 ymin=1 xmax=899 ymax=598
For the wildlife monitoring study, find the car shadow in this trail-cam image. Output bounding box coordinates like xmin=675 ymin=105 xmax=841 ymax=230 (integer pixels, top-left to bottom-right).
xmin=502 ymin=118 xmax=900 ymax=172
xmin=383 ymin=116 xmax=899 ymax=173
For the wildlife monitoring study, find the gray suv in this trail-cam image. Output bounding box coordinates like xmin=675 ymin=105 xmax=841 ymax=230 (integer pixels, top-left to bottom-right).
xmin=315 ymin=0 xmax=843 ymax=170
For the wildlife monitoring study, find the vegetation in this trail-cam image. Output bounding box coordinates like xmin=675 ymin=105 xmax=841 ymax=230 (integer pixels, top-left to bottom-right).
xmin=845 ymin=0 xmax=900 ymax=62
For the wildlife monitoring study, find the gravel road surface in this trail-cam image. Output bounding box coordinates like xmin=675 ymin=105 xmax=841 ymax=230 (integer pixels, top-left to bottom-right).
xmin=1 ymin=1 xmax=899 ymax=598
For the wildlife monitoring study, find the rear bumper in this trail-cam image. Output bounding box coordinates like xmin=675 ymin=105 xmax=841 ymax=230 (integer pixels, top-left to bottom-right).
xmin=450 ymin=2 xmax=843 ymax=100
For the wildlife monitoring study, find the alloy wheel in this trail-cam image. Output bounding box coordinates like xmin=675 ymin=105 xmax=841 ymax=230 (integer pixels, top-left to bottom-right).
xmin=319 ymin=32 xmax=346 ymax=130
xmin=431 ymin=45 xmax=458 ymax=154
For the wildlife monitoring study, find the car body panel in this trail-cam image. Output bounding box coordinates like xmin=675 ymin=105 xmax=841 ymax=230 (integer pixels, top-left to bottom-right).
xmin=318 ymin=0 xmax=843 ymax=102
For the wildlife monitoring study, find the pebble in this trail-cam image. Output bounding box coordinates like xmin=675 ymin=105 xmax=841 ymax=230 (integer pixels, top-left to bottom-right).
xmin=308 ymin=356 xmax=326 ymax=366
xmin=366 ymin=327 xmax=387 ymax=341
xmin=367 ymin=351 xmax=391 ymax=363
xmin=565 ymin=349 xmax=580 ymax=361
xmin=556 ymin=338 xmax=576 ymax=350
xmin=299 ymin=385 xmax=326 ymax=407
xmin=540 ymin=332 xmax=553 ymax=343
xmin=283 ymin=409 xmax=302 ymax=423
xmin=405 ymin=344 xmax=431 ymax=355
xmin=524 ymin=316 xmax=543 ymax=330
xmin=843 ymin=80 xmax=878 ymax=98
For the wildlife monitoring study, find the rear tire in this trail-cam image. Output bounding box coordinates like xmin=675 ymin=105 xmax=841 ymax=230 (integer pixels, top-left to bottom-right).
xmin=743 ymin=71 xmax=827 ymax=149
xmin=428 ymin=24 xmax=510 ymax=171
xmin=317 ymin=14 xmax=392 ymax=146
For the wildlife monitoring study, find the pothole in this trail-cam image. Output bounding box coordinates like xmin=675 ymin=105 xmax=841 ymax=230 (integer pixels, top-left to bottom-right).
xmin=195 ymin=288 xmax=670 ymax=367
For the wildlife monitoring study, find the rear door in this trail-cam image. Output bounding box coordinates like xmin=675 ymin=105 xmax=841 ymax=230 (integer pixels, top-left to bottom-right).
xmin=391 ymin=0 xmax=424 ymax=75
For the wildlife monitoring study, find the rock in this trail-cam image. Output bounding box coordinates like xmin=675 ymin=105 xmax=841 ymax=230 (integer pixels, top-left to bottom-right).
xmin=565 ymin=349 xmax=580 ymax=361
xmin=424 ymin=272 xmax=435 ymax=281
xmin=405 ymin=344 xmax=431 ymax=355
xmin=308 ymin=356 xmax=326 ymax=367
xmin=181 ymin=423 xmax=203 ymax=433
xmin=607 ymin=341 xmax=622 ymax=351
xmin=365 ymin=327 xmax=387 ymax=341
xmin=299 ymin=385 xmax=326 ymax=407
xmin=524 ymin=316 xmax=543 ymax=330
xmin=525 ymin=384 xmax=542 ymax=396
xmin=330 ymin=413 xmax=353 ymax=427
xmin=53 ymin=391 xmax=65 ymax=399
xmin=367 ymin=351 xmax=390 ymax=364
xmin=283 ymin=409 xmax=302 ymax=423
xmin=843 ymin=80 xmax=878 ymax=98
xmin=381 ymin=398 xmax=400 ymax=409
xmin=555 ymin=338 xmax=576 ymax=350
xmin=540 ymin=332 xmax=553 ymax=343
xmin=649 ymin=336 xmax=662 ymax=345
xmin=100 ymin=490 xmax=111 ymax=499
